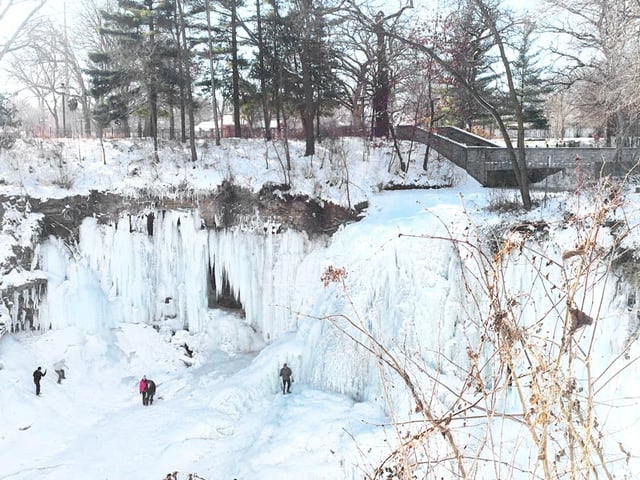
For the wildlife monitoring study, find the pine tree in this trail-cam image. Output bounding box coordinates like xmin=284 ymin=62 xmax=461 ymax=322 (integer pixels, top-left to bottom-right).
xmin=445 ymin=0 xmax=498 ymax=132
xmin=87 ymin=0 xmax=178 ymax=156
xmin=0 ymin=93 xmax=20 ymax=151
xmin=512 ymin=20 xmax=549 ymax=131
xmin=258 ymin=0 xmax=343 ymax=155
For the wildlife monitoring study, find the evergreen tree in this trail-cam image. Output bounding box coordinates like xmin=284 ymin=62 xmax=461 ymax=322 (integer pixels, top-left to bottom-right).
xmin=259 ymin=0 xmax=343 ymax=155
xmin=512 ymin=20 xmax=549 ymax=131
xmin=176 ymin=0 xmax=198 ymax=160
xmin=444 ymin=0 xmax=498 ymax=131
xmin=87 ymin=0 xmax=178 ymax=155
xmin=86 ymin=49 xmax=136 ymax=137
xmin=189 ymin=0 xmax=249 ymax=138
xmin=0 ymin=94 xmax=18 ymax=127
xmin=197 ymin=0 xmax=246 ymax=137
xmin=253 ymin=0 xmax=272 ymax=140
xmin=0 ymin=93 xmax=19 ymax=151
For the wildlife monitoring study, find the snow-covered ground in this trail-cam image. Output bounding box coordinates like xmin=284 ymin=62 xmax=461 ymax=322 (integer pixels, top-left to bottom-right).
xmin=0 ymin=322 xmax=390 ymax=479
xmin=0 ymin=136 xmax=639 ymax=479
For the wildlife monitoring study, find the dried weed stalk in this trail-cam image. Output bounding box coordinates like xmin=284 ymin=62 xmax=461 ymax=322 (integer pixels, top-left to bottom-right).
xmin=321 ymin=178 xmax=638 ymax=479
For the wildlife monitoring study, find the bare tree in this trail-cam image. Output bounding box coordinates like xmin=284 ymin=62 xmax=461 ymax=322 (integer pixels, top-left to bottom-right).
xmin=344 ymin=3 xmax=412 ymax=139
xmin=8 ymin=19 xmax=66 ymax=136
xmin=473 ymin=0 xmax=532 ymax=207
xmin=391 ymin=10 xmax=451 ymax=170
xmin=0 ymin=0 xmax=46 ymax=63
xmin=334 ymin=22 xmax=374 ymax=132
xmin=546 ymin=90 xmax=579 ymax=141
xmin=377 ymin=0 xmax=535 ymax=209
xmin=546 ymin=0 xmax=640 ymax=147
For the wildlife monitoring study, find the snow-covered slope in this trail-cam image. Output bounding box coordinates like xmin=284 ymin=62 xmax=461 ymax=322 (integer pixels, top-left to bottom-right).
xmin=1 ymin=137 xmax=639 ymax=479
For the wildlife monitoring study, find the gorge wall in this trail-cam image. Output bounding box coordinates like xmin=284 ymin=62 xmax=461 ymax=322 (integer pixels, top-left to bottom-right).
xmin=0 ymin=184 xmax=365 ymax=339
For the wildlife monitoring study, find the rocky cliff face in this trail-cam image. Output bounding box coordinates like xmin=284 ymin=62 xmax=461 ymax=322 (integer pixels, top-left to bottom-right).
xmin=0 ymin=185 xmax=365 ymax=335
xmin=20 ymin=182 xmax=364 ymax=244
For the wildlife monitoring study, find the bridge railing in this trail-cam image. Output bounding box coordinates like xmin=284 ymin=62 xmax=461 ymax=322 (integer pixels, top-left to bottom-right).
xmin=396 ymin=124 xmax=640 ymax=186
xmin=476 ymin=147 xmax=640 ymax=171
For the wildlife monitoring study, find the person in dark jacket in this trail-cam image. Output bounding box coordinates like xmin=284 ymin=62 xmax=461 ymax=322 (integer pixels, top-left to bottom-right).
xmin=144 ymin=379 xmax=156 ymax=406
xmin=279 ymin=363 xmax=292 ymax=395
xmin=53 ymin=359 xmax=67 ymax=384
xmin=33 ymin=366 xmax=47 ymax=395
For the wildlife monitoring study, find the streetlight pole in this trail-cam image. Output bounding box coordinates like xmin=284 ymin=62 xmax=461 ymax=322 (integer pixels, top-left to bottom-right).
xmin=61 ymin=83 xmax=67 ymax=137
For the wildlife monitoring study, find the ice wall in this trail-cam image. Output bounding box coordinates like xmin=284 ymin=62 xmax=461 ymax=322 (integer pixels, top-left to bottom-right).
xmin=29 ymin=194 xmax=640 ymax=479
xmin=279 ymin=205 xmax=640 ymax=478
xmin=1 ymin=279 xmax=47 ymax=333
xmin=35 ymin=205 xmax=639 ymax=411
xmin=287 ymin=213 xmax=481 ymax=405
xmin=37 ymin=209 xmax=316 ymax=343
xmin=280 ymin=201 xmax=639 ymax=411
xmin=496 ymin=229 xmax=639 ymax=395
xmin=38 ymin=238 xmax=118 ymax=334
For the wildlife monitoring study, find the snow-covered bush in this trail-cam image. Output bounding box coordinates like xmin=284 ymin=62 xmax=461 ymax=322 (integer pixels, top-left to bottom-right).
xmin=0 ymin=126 xmax=19 ymax=152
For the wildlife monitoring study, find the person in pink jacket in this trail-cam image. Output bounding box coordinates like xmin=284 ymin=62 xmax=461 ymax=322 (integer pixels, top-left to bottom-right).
xmin=139 ymin=376 xmax=147 ymax=404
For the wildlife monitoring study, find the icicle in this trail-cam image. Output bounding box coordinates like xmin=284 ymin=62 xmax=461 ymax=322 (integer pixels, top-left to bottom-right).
xmin=35 ymin=208 xmax=316 ymax=344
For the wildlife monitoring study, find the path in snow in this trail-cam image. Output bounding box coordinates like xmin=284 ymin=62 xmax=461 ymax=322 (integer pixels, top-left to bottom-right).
xmin=0 ymin=323 xmax=386 ymax=480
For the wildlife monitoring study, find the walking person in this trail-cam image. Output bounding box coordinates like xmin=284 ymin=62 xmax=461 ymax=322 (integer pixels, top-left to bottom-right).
xmin=144 ymin=379 xmax=156 ymax=406
xmin=279 ymin=363 xmax=292 ymax=395
xmin=33 ymin=366 xmax=47 ymax=396
xmin=53 ymin=359 xmax=68 ymax=384
xmin=139 ymin=376 xmax=147 ymax=405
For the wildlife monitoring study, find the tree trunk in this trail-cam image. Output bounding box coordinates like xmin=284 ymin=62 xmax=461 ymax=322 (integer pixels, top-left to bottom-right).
xmin=231 ymin=0 xmax=242 ymax=137
xmin=205 ymin=0 xmax=221 ymax=146
xmin=149 ymin=89 xmax=159 ymax=159
xmin=372 ymin=13 xmax=390 ymax=138
xmin=147 ymin=4 xmax=159 ymax=161
xmin=301 ymin=48 xmax=315 ymax=156
xmin=82 ymin=97 xmax=92 ymax=137
xmin=476 ymin=0 xmax=532 ymax=209
xmin=422 ymin=86 xmax=435 ymax=171
xmin=256 ymin=0 xmax=271 ymax=141
xmin=301 ymin=0 xmax=315 ymax=156
xmin=270 ymin=0 xmax=291 ymax=170
xmin=174 ymin=2 xmax=187 ymax=143
xmin=169 ymin=100 xmax=175 ymax=141
xmin=177 ymin=0 xmax=197 ymax=161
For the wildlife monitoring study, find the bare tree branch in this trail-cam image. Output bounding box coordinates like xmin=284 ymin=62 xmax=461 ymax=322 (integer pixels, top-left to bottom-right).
xmin=0 ymin=0 xmax=46 ymax=62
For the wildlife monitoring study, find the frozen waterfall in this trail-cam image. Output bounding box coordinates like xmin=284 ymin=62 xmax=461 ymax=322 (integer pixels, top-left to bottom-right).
xmin=36 ymin=209 xmax=317 ymax=342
